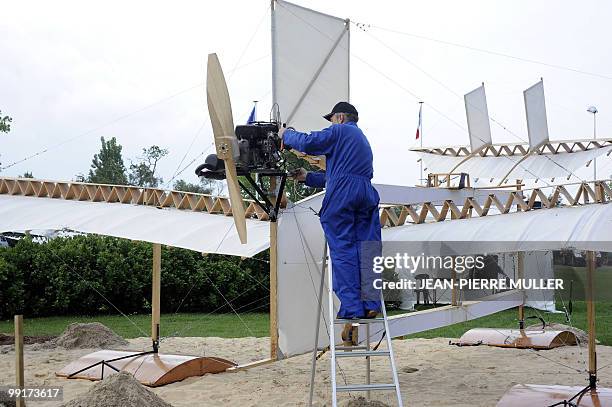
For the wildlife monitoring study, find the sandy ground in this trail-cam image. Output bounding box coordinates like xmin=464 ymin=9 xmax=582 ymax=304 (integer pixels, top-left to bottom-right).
xmin=1 ymin=336 xmax=612 ymax=406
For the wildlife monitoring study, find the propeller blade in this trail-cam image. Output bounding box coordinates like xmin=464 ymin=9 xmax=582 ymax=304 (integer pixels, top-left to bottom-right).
xmin=207 ymin=53 xmax=247 ymax=244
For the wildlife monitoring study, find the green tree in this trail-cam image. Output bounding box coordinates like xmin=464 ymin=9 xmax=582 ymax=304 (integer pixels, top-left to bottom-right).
xmin=173 ymin=179 xmax=210 ymax=194
xmin=0 ymin=110 xmax=12 ymax=170
xmin=87 ymin=137 xmax=128 ymax=185
xmin=282 ymin=151 xmax=320 ymax=202
xmin=21 ymin=171 xmax=33 ymax=178
xmin=172 ymin=178 xmax=223 ymax=194
xmin=128 ymin=145 xmax=168 ymax=187
xmin=0 ymin=110 xmax=11 ymax=133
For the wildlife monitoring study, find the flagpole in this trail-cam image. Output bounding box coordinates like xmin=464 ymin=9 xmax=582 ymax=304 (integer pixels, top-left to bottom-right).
xmin=419 ymin=101 xmax=424 ymax=186
xmin=253 ymin=100 xmax=258 ymax=121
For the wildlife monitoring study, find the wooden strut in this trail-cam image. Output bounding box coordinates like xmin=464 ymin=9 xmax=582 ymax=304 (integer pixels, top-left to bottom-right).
xmin=411 ymin=137 xmax=612 ymax=157
xmin=152 ymin=244 xmax=161 ymax=352
xmin=269 ymin=220 xmax=279 ymax=360
xmin=15 ymin=315 xmax=25 ymax=407
xmin=586 ymin=251 xmax=597 ymax=388
xmin=517 ymin=252 xmax=525 ymax=330
xmin=496 ymin=142 xmax=546 ymax=186
xmin=268 ymin=176 xmax=280 ymax=361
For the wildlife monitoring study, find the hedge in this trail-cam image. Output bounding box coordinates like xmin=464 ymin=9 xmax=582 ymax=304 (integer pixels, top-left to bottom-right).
xmin=0 ymin=235 xmax=270 ymax=319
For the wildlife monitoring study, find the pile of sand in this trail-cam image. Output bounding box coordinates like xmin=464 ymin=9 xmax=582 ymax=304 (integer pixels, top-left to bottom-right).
xmin=339 ymin=397 xmax=391 ymax=407
xmin=52 ymin=323 xmax=128 ymax=349
xmin=60 ymin=371 xmax=172 ymax=407
xmin=0 ymin=389 xmax=17 ymax=407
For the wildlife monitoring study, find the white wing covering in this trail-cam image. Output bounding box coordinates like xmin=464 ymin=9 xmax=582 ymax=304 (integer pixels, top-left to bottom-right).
xmin=272 ymin=0 xmax=349 ymax=131
xmin=465 ymin=85 xmax=492 ymax=153
xmin=383 ymin=203 xmax=612 ymax=253
xmin=277 ymin=192 xmax=334 ymax=358
xmin=0 ymin=195 xmax=269 ymax=257
xmin=416 ymin=146 xmax=612 ymax=181
xmin=524 ymin=80 xmax=550 ymax=150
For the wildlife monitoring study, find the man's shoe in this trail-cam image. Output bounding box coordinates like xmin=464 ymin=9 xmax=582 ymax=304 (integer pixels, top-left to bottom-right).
xmin=365 ymin=309 xmax=379 ymax=319
xmin=341 ymin=323 xmax=359 ymax=347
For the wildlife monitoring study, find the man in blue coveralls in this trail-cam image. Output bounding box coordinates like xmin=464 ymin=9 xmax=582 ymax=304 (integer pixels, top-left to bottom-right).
xmin=280 ymin=102 xmax=382 ymax=343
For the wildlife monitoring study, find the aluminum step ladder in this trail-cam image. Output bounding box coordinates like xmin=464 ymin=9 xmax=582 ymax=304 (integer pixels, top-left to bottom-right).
xmin=308 ymin=242 xmax=403 ymax=407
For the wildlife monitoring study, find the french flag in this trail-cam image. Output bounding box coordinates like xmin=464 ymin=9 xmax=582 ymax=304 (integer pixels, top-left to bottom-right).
xmin=415 ymin=103 xmax=422 ymax=140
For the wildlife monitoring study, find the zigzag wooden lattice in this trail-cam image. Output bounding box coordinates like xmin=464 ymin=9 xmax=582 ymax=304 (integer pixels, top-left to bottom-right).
xmin=412 ymin=138 xmax=612 ymax=157
xmin=0 ymin=177 xmax=271 ymax=221
xmin=380 ymin=181 xmax=612 ymax=227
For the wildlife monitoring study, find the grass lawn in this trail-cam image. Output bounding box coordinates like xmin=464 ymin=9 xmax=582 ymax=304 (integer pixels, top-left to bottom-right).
xmin=0 ymin=313 xmax=270 ymax=339
xmin=397 ymin=301 xmax=612 ymax=345
xmin=1 ymin=301 xmax=610 ymax=345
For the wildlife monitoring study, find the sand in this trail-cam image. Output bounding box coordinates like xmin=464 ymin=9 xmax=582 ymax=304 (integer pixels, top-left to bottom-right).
xmin=60 ymin=371 xmax=172 ymax=407
xmin=52 ymin=323 xmax=129 ymax=350
xmin=0 ymin=336 xmax=611 ymax=406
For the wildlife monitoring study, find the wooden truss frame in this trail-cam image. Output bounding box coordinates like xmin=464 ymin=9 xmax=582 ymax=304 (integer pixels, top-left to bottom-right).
xmin=380 ymin=180 xmax=612 ymax=227
xmin=411 ymin=138 xmax=612 ymax=157
xmin=0 ymin=177 xmax=271 ymax=221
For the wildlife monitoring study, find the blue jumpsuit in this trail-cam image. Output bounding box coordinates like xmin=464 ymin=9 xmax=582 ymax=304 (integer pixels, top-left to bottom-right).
xmin=283 ymin=122 xmax=382 ymax=318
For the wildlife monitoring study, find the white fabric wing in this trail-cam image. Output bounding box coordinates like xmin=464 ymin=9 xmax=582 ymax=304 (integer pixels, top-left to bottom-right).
xmin=0 ymin=195 xmax=270 ymax=257
xmin=272 ymin=0 xmax=349 ymax=131
xmin=524 ymin=80 xmax=550 ymax=150
xmin=417 ymin=146 xmax=612 ymax=181
xmin=465 ymin=85 xmax=492 ymax=153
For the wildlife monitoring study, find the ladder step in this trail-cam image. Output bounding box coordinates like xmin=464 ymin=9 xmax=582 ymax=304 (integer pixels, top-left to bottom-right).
xmin=319 ymin=346 xmax=368 ymax=351
xmin=334 ymin=318 xmax=385 ymax=324
xmin=336 ymin=350 xmax=390 ymax=358
xmin=337 ymin=384 xmax=397 ymax=392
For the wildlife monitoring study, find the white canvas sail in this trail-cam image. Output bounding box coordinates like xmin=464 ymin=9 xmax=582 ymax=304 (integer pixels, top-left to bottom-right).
xmin=524 ymin=80 xmax=550 ymax=150
xmin=272 ymin=0 xmax=349 ymax=131
xmin=465 ymin=85 xmax=492 ymax=153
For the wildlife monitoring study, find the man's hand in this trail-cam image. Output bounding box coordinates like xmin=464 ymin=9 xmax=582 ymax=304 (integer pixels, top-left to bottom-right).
xmin=289 ymin=168 xmax=307 ymax=182
xmin=279 ymin=125 xmax=294 ymax=150
xmin=278 ymin=125 xmax=286 ymax=141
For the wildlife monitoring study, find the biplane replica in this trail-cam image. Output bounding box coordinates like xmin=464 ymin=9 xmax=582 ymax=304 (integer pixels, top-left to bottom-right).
xmin=2 ymin=1 xmax=612 ymax=405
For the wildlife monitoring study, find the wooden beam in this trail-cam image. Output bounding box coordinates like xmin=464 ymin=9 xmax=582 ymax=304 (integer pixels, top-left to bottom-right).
xmin=451 ymin=258 xmax=458 ymax=306
xmin=517 ymin=252 xmax=525 ymax=329
xmin=586 ymin=251 xmax=597 ymax=387
xmin=15 ymin=315 xmax=25 ymax=407
xmin=226 ymin=357 xmax=275 ymax=372
xmin=269 ymin=221 xmax=279 ymax=360
xmin=152 ymin=244 xmax=161 ymax=350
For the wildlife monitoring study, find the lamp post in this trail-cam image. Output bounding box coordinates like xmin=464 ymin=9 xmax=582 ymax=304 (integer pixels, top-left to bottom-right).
xmin=587 ymin=106 xmax=598 ymax=180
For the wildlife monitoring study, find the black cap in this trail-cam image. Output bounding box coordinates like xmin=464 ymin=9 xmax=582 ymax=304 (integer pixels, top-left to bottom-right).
xmin=323 ymin=101 xmax=358 ymax=122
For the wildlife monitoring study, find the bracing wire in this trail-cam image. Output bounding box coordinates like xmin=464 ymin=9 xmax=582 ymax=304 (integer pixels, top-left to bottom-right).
xmin=1 ymin=50 xmax=267 ymax=172
xmin=46 ymin=235 xmax=149 ymax=338
xmin=276 ymin=1 xmax=581 ymax=186
xmin=164 ymin=119 xmax=208 ymax=189
xmin=163 ymin=2 xmax=271 ymax=189
xmin=356 ymin=22 xmax=612 ymax=82
xmin=199 ymin=267 xmax=257 ymax=337
xmin=352 ymin=23 xmax=586 ymax=185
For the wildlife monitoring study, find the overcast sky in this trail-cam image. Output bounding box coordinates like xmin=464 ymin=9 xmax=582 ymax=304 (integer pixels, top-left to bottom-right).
xmin=2 ymin=0 xmax=612 ymax=188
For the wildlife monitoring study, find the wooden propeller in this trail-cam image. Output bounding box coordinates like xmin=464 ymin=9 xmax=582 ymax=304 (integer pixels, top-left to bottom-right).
xmin=206 ymin=53 xmax=247 ymax=244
